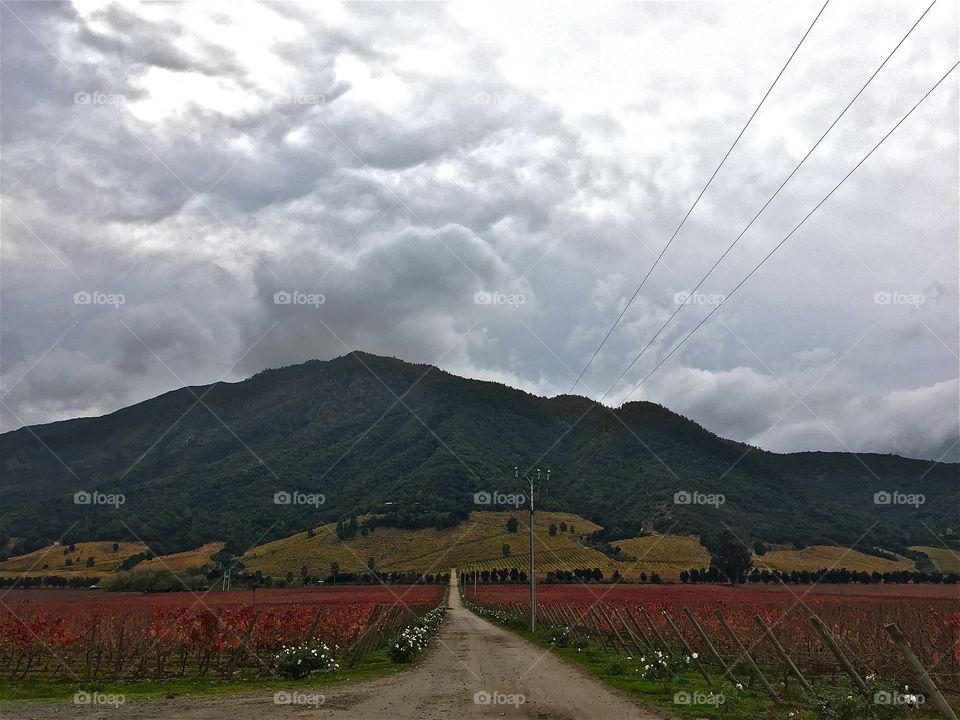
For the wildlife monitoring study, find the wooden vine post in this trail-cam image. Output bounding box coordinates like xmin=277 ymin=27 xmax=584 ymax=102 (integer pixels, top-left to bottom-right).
xmin=683 ymin=607 xmax=742 ymax=688
xmin=808 ymin=614 xmax=868 ymax=695
xmin=885 ymin=623 xmax=958 ymax=720
xmin=662 ymin=609 xmax=713 ymax=688
xmin=754 ymin=615 xmax=811 ymax=693
xmin=714 ymin=609 xmax=780 ymax=701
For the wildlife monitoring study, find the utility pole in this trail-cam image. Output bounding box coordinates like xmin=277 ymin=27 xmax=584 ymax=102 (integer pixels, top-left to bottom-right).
xmin=515 ymin=466 xmax=550 ymax=632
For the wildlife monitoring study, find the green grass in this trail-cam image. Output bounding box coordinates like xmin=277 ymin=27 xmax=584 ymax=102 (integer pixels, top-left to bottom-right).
xmin=512 ymin=629 xmax=787 ymax=718
xmin=0 ymin=650 xmax=400 ymax=704
xmin=463 ymin=596 xmax=806 ymax=719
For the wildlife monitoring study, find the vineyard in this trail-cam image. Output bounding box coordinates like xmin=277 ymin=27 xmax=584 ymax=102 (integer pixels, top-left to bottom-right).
xmin=0 ymin=585 xmax=444 ymax=682
xmin=465 ymin=583 xmax=960 ymax=711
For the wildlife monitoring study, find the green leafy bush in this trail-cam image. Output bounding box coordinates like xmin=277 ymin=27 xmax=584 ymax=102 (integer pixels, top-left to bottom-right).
xmin=274 ymin=642 xmax=338 ymax=679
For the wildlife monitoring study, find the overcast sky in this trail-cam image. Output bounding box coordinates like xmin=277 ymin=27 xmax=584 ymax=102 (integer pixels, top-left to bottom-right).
xmin=2 ymin=1 xmax=958 ymax=462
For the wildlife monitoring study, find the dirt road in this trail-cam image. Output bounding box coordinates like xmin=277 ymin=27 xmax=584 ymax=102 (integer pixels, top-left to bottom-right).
xmin=3 ymin=573 xmax=664 ymax=719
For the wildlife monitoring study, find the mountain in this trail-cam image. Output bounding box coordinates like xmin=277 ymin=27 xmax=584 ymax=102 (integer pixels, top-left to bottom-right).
xmin=1 ymin=351 xmax=955 ymax=556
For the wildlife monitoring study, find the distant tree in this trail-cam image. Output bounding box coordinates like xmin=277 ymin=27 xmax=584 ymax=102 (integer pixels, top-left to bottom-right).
xmin=569 ymin=525 xmax=576 ymax=534
xmin=330 ymin=561 xmax=340 ymax=583
xmin=68 ymin=544 xmax=76 ymax=552
xmin=300 ymin=564 xmax=309 ymax=577
xmin=286 ymin=571 xmax=294 ymax=585
xmin=559 ymin=521 xmax=568 ymax=532
xmin=752 ymin=541 xmax=767 ymax=556
xmin=502 ymin=543 xmax=511 ymax=557
xmin=306 ymin=528 xmax=316 ymax=538
xmin=505 ymin=517 xmax=519 ymax=533
xmin=86 ymin=556 xmax=95 ymax=567
xmin=548 ymin=523 xmax=557 ymax=537
xmin=367 ymin=557 xmax=376 ymax=571
xmin=639 ymin=572 xmax=647 ymax=582
xmin=112 ymin=543 xmax=120 ymax=553
xmin=701 ymin=531 xmax=752 ymax=585
xmin=679 ymin=570 xmax=690 ymax=583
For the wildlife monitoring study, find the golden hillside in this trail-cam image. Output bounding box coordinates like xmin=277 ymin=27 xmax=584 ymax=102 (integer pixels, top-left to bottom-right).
xmin=757 ymin=545 xmax=913 ymax=573
xmin=243 ymin=511 xmax=606 ymax=578
xmin=140 ymin=542 xmax=225 ymax=572
xmin=910 ymin=545 xmax=960 ymax=574
xmin=0 ymin=541 xmax=148 ymax=579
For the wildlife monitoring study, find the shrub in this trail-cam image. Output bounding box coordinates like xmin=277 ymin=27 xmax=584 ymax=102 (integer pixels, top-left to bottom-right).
xmin=604 ymin=655 xmax=627 ymax=676
xmin=389 ymin=605 xmax=445 ymax=662
xmin=639 ymin=650 xmax=694 ymax=690
xmin=808 ymin=681 xmax=909 ymax=720
xmin=274 ymin=642 xmax=338 ymax=679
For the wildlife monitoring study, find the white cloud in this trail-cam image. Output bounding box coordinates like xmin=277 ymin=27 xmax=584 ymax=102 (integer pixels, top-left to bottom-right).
xmin=1 ymin=0 xmax=957 ymax=460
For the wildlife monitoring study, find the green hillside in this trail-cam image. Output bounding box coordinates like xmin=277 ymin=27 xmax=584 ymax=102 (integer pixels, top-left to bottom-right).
xmin=0 ymin=352 xmax=955 ymax=556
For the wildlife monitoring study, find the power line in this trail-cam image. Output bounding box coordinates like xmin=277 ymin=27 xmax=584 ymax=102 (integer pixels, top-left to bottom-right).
xmin=618 ymin=59 xmax=959 ymax=404
xmin=602 ymin=0 xmax=937 ymax=400
xmin=569 ymin=0 xmax=830 ymax=394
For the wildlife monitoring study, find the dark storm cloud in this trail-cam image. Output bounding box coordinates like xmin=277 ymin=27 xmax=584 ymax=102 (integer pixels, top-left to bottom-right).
xmin=1 ymin=1 xmax=956 ymax=463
